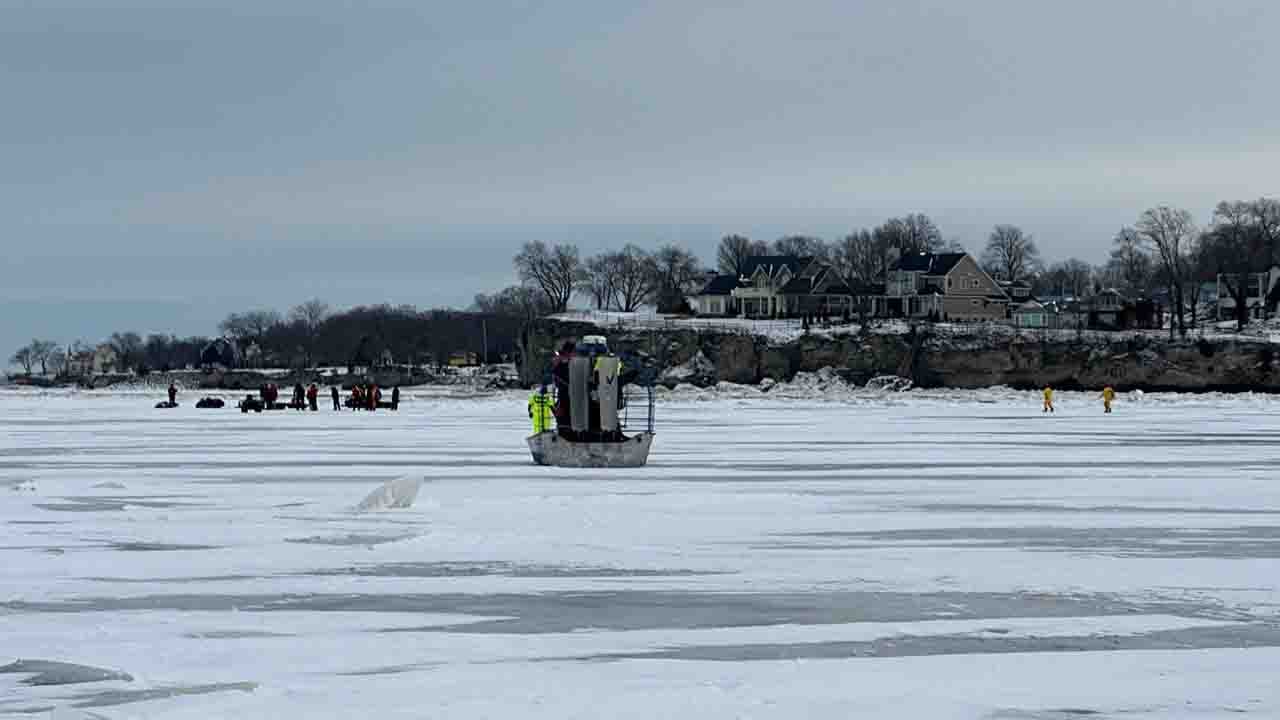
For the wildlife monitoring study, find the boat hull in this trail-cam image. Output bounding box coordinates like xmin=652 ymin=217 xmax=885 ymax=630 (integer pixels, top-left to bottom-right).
xmin=526 ymin=431 xmax=654 ymax=468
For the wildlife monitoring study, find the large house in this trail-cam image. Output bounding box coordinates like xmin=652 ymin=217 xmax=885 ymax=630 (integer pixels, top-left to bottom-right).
xmin=1216 ymin=266 xmax=1280 ymax=321
xmin=1084 ymin=289 xmax=1162 ymax=331
xmin=731 ymin=255 xmax=816 ymax=317
xmin=62 ymin=344 xmax=119 ymax=376
xmin=691 ymin=255 xmax=859 ymax=318
xmin=884 ymin=252 xmax=1009 ymax=322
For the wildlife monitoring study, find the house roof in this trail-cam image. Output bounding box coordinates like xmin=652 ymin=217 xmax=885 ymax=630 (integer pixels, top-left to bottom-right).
xmin=741 ymin=255 xmax=812 ymax=279
xmin=890 ymin=252 xmax=967 ymax=275
xmin=695 ymin=274 xmax=740 ymax=296
xmin=779 ymin=276 xmax=814 ymax=294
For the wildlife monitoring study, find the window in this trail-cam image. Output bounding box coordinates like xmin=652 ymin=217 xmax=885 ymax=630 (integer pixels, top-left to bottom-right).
xmin=970 ymin=279 xmax=981 ymax=289
xmin=971 ymin=299 xmax=981 ymax=307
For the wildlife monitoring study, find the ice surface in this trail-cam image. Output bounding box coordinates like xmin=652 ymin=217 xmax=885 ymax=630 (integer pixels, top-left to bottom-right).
xmin=2 ymin=387 xmax=1280 ymax=717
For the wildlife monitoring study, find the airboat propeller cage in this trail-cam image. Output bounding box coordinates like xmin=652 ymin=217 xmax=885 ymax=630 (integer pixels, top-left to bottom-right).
xmin=596 ymin=355 xmax=620 ymax=432
xmin=569 ymin=356 xmax=590 ymax=431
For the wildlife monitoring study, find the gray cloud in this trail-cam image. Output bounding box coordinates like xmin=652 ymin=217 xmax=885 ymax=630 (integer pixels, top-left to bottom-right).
xmin=4 ymin=1 xmax=1278 ymax=355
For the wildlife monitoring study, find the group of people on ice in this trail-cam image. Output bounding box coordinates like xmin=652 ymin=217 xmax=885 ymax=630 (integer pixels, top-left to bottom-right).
xmin=166 ymin=380 xmax=403 ymax=413
xmin=348 ymin=383 xmax=400 ymax=411
xmin=1042 ymin=385 xmax=1118 ymax=414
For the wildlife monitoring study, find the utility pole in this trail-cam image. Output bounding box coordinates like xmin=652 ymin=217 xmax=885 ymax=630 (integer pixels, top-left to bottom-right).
xmin=482 ymin=320 xmax=488 ymax=366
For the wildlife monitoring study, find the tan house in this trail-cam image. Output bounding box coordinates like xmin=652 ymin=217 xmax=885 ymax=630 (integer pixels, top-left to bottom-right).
xmin=885 ymin=252 xmax=1009 ymax=321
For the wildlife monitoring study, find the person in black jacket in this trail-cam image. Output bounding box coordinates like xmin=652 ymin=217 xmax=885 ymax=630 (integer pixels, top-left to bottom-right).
xmin=330 ymin=386 xmax=340 ymax=411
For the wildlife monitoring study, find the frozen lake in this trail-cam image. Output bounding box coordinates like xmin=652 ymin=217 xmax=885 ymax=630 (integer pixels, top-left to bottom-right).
xmin=3 ymin=387 xmax=1280 ymax=718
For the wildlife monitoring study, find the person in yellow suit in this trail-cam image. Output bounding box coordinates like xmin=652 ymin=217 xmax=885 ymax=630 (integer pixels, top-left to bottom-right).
xmin=1042 ymin=385 xmax=1055 ymax=413
xmin=1102 ymin=385 xmax=1116 ymax=414
xmin=528 ymin=385 xmax=555 ymax=434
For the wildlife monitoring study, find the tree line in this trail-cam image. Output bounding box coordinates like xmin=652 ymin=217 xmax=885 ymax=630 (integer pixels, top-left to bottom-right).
xmin=11 ymin=301 xmax=527 ymax=376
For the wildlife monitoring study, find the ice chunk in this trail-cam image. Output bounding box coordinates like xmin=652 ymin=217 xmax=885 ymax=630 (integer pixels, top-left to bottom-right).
xmin=355 ymin=476 xmax=423 ymax=512
xmin=866 ymin=375 xmax=914 ymax=392
xmin=0 ymin=659 xmax=133 ymax=686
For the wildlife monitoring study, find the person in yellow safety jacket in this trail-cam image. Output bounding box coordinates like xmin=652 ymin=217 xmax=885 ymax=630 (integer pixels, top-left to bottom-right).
xmin=1102 ymin=385 xmax=1116 ymax=414
xmin=1042 ymin=385 xmax=1055 ymax=413
xmin=528 ymin=386 xmax=555 ymax=434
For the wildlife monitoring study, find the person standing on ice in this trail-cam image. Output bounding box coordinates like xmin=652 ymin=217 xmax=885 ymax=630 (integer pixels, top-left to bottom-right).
xmin=1042 ymin=385 xmax=1055 ymax=413
xmin=330 ymin=386 xmax=340 ymax=411
xmin=167 ymin=382 xmax=177 ymax=406
xmin=1101 ymin=385 xmax=1116 ymax=414
xmin=550 ymin=341 xmax=575 ymax=434
xmin=306 ymin=383 xmax=319 ymax=411
xmin=391 ymin=386 xmax=400 ymax=411
xmin=528 ymin=384 xmax=554 ymax=434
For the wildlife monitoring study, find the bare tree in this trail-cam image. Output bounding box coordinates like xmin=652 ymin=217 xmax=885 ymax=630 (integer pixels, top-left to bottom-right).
xmin=34 ymin=340 xmax=61 ymax=376
xmin=10 ymin=344 xmax=35 ymax=375
xmin=649 ymin=244 xmax=702 ymax=313
xmin=981 ymin=225 xmax=1040 ymax=282
xmin=612 ymin=244 xmax=659 ymax=312
xmin=832 ymin=229 xmax=882 ymax=284
xmin=1136 ymin=205 xmax=1198 ymax=338
xmin=26 ymin=339 xmax=60 ymax=376
xmin=219 ymin=310 xmax=282 ymax=345
xmin=874 ymin=214 xmax=944 ymax=258
xmin=513 ymin=241 xmax=580 ymax=313
xmin=289 ymin=299 xmax=329 ymax=333
xmin=289 ymin=299 xmax=330 ymax=367
xmin=771 ymin=235 xmax=828 ymax=260
xmin=1108 ymin=226 xmax=1153 ymax=294
xmin=107 ymin=332 xmax=145 ymax=373
xmin=473 ymin=285 xmax=549 ymax=321
xmin=1037 ymin=259 xmax=1092 ymax=298
xmin=46 ymin=350 xmax=67 ymax=377
xmin=1249 ymin=197 xmax=1280 ymax=265
xmin=577 ymin=252 xmax=621 ymax=310
xmin=1202 ymin=200 xmax=1271 ymax=330
xmin=716 ymin=235 xmax=765 ymax=276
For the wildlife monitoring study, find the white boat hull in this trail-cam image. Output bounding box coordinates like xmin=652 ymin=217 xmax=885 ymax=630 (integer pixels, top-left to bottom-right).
xmin=526 ymin=431 xmax=654 ymax=468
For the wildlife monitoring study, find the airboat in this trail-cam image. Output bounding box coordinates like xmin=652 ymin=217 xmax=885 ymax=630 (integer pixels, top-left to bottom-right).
xmin=526 ymin=337 xmax=656 ymax=468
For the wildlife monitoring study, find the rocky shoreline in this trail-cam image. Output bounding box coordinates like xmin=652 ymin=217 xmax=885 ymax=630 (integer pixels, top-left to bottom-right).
xmin=518 ymin=318 xmax=1280 ymax=393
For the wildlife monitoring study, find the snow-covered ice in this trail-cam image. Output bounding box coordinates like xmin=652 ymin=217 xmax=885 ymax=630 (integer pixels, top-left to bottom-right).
xmin=3 ymin=387 xmax=1280 ymax=718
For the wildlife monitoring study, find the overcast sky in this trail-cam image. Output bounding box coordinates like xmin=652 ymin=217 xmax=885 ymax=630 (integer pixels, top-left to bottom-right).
xmin=4 ymin=1 xmax=1279 ymax=358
